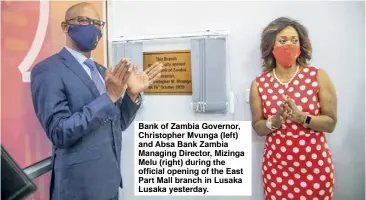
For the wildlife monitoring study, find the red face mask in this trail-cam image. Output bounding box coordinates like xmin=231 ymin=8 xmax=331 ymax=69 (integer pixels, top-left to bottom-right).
xmin=272 ymin=45 xmax=301 ymax=68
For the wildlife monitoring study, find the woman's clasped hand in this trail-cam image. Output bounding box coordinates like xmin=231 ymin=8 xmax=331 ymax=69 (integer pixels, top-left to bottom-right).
xmin=269 ymin=94 xmax=307 ymax=129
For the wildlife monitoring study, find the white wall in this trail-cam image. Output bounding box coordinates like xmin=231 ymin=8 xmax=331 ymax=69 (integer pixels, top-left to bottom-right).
xmin=107 ymin=1 xmax=365 ymax=200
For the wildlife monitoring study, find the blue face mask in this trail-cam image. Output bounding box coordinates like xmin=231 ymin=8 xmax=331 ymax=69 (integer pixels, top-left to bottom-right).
xmin=68 ymin=24 xmax=103 ymax=52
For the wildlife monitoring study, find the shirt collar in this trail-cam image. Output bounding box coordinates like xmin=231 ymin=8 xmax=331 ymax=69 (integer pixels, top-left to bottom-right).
xmin=65 ymin=46 xmax=94 ymax=65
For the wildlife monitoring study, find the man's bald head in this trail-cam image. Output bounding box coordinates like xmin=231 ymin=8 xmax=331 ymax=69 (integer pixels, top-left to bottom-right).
xmin=61 ymin=2 xmax=104 ymax=54
xmin=65 ymin=2 xmax=100 ymax=21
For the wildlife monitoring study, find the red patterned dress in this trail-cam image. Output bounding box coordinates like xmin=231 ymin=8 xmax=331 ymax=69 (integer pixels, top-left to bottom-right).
xmin=256 ymin=66 xmax=335 ymax=200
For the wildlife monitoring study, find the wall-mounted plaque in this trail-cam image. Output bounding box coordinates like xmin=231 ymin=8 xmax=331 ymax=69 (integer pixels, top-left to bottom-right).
xmin=143 ymin=50 xmax=192 ymax=95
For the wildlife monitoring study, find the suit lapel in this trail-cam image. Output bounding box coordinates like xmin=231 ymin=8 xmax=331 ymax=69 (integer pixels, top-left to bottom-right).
xmin=58 ymin=48 xmax=101 ymax=98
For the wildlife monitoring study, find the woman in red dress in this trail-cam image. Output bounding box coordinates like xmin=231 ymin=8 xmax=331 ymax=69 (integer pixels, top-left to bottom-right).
xmin=249 ymin=17 xmax=338 ymax=200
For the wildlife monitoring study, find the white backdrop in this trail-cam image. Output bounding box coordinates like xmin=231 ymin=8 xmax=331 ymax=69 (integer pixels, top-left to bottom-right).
xmin=107 ymin=1 xmax=365 ymax=200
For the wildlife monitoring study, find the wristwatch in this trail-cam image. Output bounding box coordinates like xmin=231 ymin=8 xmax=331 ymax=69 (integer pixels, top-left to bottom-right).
xmin=302 ymin=115 xmax=312 ymax=128
xmin=266 ymin=116 xmax=277 ymax=130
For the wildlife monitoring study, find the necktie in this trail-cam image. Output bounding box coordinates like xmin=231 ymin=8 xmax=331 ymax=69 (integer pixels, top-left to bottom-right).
xmin=84 ymin=59 xmax=105 ymax=95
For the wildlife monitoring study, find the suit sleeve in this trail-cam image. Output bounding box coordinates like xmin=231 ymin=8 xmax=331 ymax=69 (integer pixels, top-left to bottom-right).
xmin=117 ymin=93 xmax=141 ymax=131
xmin=31 ymin=63 xmax=118 ymax=149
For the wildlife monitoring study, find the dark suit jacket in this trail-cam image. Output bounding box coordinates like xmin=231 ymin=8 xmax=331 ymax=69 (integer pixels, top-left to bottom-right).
xmin=30 ymin=48 xmax=140 ymax=200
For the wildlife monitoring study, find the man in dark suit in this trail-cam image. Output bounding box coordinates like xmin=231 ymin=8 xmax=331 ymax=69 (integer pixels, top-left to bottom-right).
xmin=30 ymin=2 xmax=163 ymax=200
